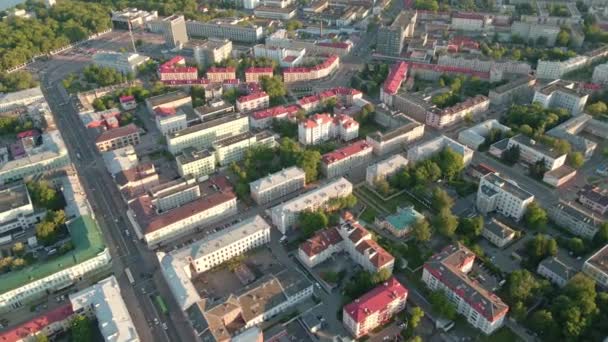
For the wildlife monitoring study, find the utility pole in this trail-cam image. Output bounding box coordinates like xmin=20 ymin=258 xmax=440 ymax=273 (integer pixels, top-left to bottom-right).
xmin=128 ymin=21 xmax=137 ymax=53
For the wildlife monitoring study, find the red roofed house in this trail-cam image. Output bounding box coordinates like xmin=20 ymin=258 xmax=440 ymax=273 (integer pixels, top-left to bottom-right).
xmin=321 ymin=140 xmax=373 ymax=178
xmin=95 ymin=123 xmax=140 ymax=152
xmin=159 ymin=55 xmax=199 ymax=81
xmin=298 ymin=213 xmax=395 ymax=274
xmin=422 ymin=243 xmax=509 ymax=334
xmin=342 ymin=277 xmax=408 ymax=338
xmin=207 ymin=67 xmax=237 ymax=83
xmin=0 ymin=304 xmax=74 ymax=342
xmin=119 ymin=95 xmax=137 ymax=110
xmin=283 ymin=55 xmax=340 ymax=83
xmin=426 ymin=95 xmax=489 ymax=129
xmin=244 ymin=67 xmax=274 ymax=83
xmin=250 ymin=104 xmax=300 ymax=129
xmin=236 ymin=91 xmax=270 ymax=112
xmin=297 ymin=87 xmax=362 ymax=113
xmin=154 ymin=106 xmax=187 ymax=135
xmin=380 ymin=61 xmax=409 ymax=106
xmin=298 ymin=113 xmax=359 ymax=145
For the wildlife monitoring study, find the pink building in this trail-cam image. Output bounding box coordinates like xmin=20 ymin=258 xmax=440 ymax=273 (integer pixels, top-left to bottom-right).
xmin=245 ymin=67 xmax=274 ymax=83
xmin=321 ymin=140 xmax=373 ymax=178
xmin=297 ymin=87 xmax=362 ymax=113
xmin=207 ymin=67 xmax=237 ymax=83
xmin=236 ymin=91 xmax=270 ymax=112
xmin=250 ymin=104 xmax=300 ymax=129
xmin=298 ymin=113 xmax=359 ymax=145
xmin=159 ymin=56 xmax=198 ymax=81
xmin=381 ymin=61 xmax=409 ymax=105
xmin=283 ymin=55 xmax=340 ymax=83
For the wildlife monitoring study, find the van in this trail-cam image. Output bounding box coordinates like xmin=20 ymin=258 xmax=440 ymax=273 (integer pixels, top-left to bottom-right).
xmin=280 ymin=235 xmax=288 ymax=243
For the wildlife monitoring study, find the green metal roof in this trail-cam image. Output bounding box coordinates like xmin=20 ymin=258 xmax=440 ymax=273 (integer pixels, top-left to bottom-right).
xmin=0 ymin=215 xmax=106 ymax=294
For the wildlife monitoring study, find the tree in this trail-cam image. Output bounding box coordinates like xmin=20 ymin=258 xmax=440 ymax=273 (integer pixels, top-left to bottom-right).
xmin=298 ymin=210 xmax=328 ymax=237
xmin=286 ymin=19 xmax=303 ymax=31
xmin=0 ymin=71 xmax=39 ymax=93
xmin=511 ymin=301 xmax=527 ymax=321
xmin=586 ymin=101 xmax=607 ymax=116
xmin=71 ymin=315 xmax=93 ymax=342
xmin=409 ymin=306 xmax=424 ymax=329
xmin=35 ymin=335 xmax=49 ymax=342
xmin=567 ymin=237 xmax=586 ymax=255
xmin=458 ymin=216 xmax=483 ymax=239
xmin=372 ymin=268 xmax=392 ymax=284
xmin=524 ymin=202 xmax=548 ymax=231
xmin=296 ymin=150 xmax=321 ymax=183
xmin=596 ymin=222 xmax=608 ymax=244
xmin=12 ymin=242 xmax=25 ymax=256
xmin=436 ymin=147 xmax=464 ymax=180
xmin=431 ymin=188 xmax=454 ymax=211
xmin=374 ymin=179 xmax=391 ymax=196
xmin=567 ymin=152 xmax=585 ymax=169
xmin=260 ymin=76 xmax=286 ymax=105
xmin=564 ymin=273 xmax=597 ymax=315
xmin=412 ymin=218 xmax=432 ymax=242
xmin=434 ymin=209 xmax=459 ymax=237
xmin=508 ymin=269 xmax=543 ymax=303
xmin=429 ymin=291 xmax=456 ymax=319
xmin=557 ymin=28 xmax=571 ymax=46
xmin=413 ymin=0 xmax=439 ymax=11
xmin=501 ymin=145 xmax=520 ymax=164
xmin=26 ymin=181 xmax=62 ymax=210
xmin=553 ymin=139 xmax=571 ymax=155
xmin=530 ymin=309 xmax=557 ymax=336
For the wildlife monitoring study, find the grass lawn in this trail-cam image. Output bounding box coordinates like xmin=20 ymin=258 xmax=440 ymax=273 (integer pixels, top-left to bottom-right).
xmin=360 ymin=207 xmax=378 ymax=223
xmin=358 ymin=185 xmax=427 ymax=213
xmin=358 ymin=121 xmax=385 ymax=138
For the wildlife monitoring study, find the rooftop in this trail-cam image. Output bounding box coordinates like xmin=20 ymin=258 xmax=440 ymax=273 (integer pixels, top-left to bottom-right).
xmin=237 ymin=91 xmax=269 ymax=103
xmin=299 ymin=227 xmax=343 ymax=257
xmin=249 ymin=166 xmax=306 ymax=193
xmin=539 ymin=256 xmax=575 ymax=282
xmin=344 ymin=277 xmax=407 ymax=323
xmin=482 ymin=172 xmax=534 ymax=201
xmin=550 ymin=201 xmax=602 ymax=227
xmin=492 ymin=75 xmax=536 ymax=94
xmin=585 ymin=244 xmax=608 ymax=276
xmin=510 ymin=134 xmax=566 ymax=159
xmin=321 ymin=140 xmax=372 ymax=165
xmin=382 ymin=206 xmax=423 ymax=231
xmin=168 ymin=113 xmax=245 ymax=139
xmin=367 ymin=114 xmax=422 ymax=142
xmin=176 ymin=147 xmax=214 ymax=165
xmin=484 ymin=218 xmax=515 ymax=239
xmin=270 ymin=177 xmax=352 ymax=218
xmin=95 ymin=124 xmax=139 ymax=143
xmin=146 ymin=90 xmax=191 ymax=108
xmin=383 ymin=61 xmax=409 ymax=95
xmin=0 ymin=304 xmax=74 ymax=342
xmin=579 ymin=185 xmax=608 ymax=207
xmin=0 ymin=181 xmax=31 ymax=214
xmin=250 ymin=104 xmax=300 ymax=120
xmin=367 ymin=154 xmax=408 ymax=177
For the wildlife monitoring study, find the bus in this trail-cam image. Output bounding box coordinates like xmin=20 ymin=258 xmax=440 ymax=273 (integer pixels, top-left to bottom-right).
xmin=125 ymin=267 xmax=135 ymax=285
xmin=154 ymin=295 xmax=168 ymax=315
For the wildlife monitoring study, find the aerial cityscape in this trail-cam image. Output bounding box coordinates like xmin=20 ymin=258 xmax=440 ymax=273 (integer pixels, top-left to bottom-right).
xmin=0 ymin=0 xmax=607 ymax=341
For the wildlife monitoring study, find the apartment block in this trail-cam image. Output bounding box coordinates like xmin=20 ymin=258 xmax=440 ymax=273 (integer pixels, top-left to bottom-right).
xmin=206 ymin=67 xmax=237 ymax=83
xmin=578 ymin=185 xmax=608 ymax=215
xmin=253 ymin=44 xmax=305 ymax=67
xmin=377 ymin=11 xmax=417 ymax=56
xmin=583 ymin=244 xmax=608 ymax=288
xmin=426 ymin=95 xmax=489 ymax=129
xmin=537 ymin=256 xmax=575 ymax=288
xmin=250 ymin=167 xmax=306 ymax=205
xmin=366 ymin=154 xmax=408 ymax=186
xmin=0 ymin=87 xmax=44 ymax=112
xmin=546 ymin=114 xmax=599 ymax=159
xmin=380 ymin=61 xmax=408 ymax=106
xmin=145 ymin=90 xmax=192 ymax=113
xmin=95 ymin=124 xmax=140 ymax=152
xmin=321 ymin=140 xmax=373 ymax=178
xmin=343 ymin=278 xmax=407 ymax=338
xmin=451 ymin=12 xmax=486 ymax=31
xmin=407 ymin=135 xmax=473 ymax=166
xmin=458 ymin=119 xmax=511 ymax=150
xmin=249 ymin=104 xmax=300 ymax=129
xmin=592 ymin=63 xmax=608 ymax=84
xmin=366 ymin=114 xmax=425 ymax=155
xmin=270 ymin=177 xmax=352 ymax=234
xmin=298 ymin=213 xmax=395 ymax=274
xmin=482 ymin=218 xmax=516 ymax=248
xmin=244 ymin=67 xmax=274 ymax=83
xmin=297 ymin=87 xmax=362 ymax=113
xmin=193 ymin=38 xmax=233 ymax=67
xmin=156 ymin=14 xmax=188 ymax=47
xmin=186 ymin=18 xmax=264 ymax=43
xmin=236 ymin=92 xmax=270 ymax=112
xmin=532 ymin=80 xmax=589 ymax=115
xmin=154 ymin=107 xmax=187 ymax=135
xmin=511 ymin=21 xmax=560 ymax=47
xmin=507 ymin=134 xmax=567 ymax=171
xmin=476 ymin=172 xmax=534 ymax=221
xmin=283 ymin=55 xmax=340 ymax=83
xmin=0 ymin=181 xmax=45 ymax=243
xmin=488 ymin=75 xmax=536 ymax=106
xmin=167 ymin=112 xmax=249 ymax=155
xmin=298 ymin=113 xmax=359 ymax=145
xmin=422 ymin=243 xmax=509 ymax=334
xmin=437 ymin=54 xmax=532 ymax=75
xmin=158 ymin=56 xmax=198 ymax=81
xmin=212 ymin=130 xmax=276 ymax=166
xmin=92 ymin=52 xmax=150 ymax=75
xmin=176 ymin=147 xmax=216 ymax=179
xmin=536 ymin=56 xmax=588 ymax=79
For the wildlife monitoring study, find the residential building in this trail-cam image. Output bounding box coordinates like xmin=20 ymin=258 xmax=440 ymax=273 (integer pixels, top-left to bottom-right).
xmin=115 ymin=162 xmax=160 ymax=199
xmin=298 ymin=113 xmax=359 ymax=145
xmin=154 ymin=107 xmax=187 ymax=135
xmin=0 ymin=304 xmax=74 ymax=342
xmin=156 ymin=15 xmax=188 ymax=48
xmin=392 ymin=92 xmax=434 ymax=123
xmin=548 ymin=201 xmax=603 ymax=240
xmin=536 ymin=56 xmax=588 ymax=79
xmin=537 ymin=257 xmax=575 ymax=287
xmin=482 ymin=218 xmax=516 ymax=248
xmin=507 ymin=134 xmax=567 ymax=171
xmin=167 ymin=112 xmax=249 ymax=155
xmin=158 ymin=56 xmax=198 ymax=81
xmin=437 ymin=54 xmax=532 ymax=75
xmin=0 ymin=182 xmax=45 ymax=241
xmin=488 ymin=75 xmax=536 ymax=106
xmin=543 ymin=165 xmax=577 ymax=187
xmin=451 ymin=12 xmax=486 ymax=31
xmin=186 ymin=18 xmax=264 ymax=43
xmin=377 ymin=11 xmax=417 ymax=56
xmin=380 ymin=61 xmax=409 ymax=106
xmin=184 ymin=215 xmax=271 ymax=273
xmin=250 ymin=167 xmax=306 ymax=205
xmin=147 ymin=177 xmax=201 ymax=212
xmin=212 ymin=130 xmax=276 ymax=166
xmin=476 ymin=172 xmax=534 ymax=221
xmin=426 ymin=95 xmax=490 ymax=129
xmin=249 ymin=104 xmax=300 ymax=129
xmin=375 ymin=206 xmax=424 ymax=238
xmin=194 ymin=100 xmax=234 ymax=120
xmin=102 ymin=146 xmax=138 ymax=175
xmin=92 ymin=52 xmax=150 ymax=74
xmin=511 ymin=21 xmax=560 ymax=46
xmin=592 ymin=63 xmax=608 ymax=84
xmin=407 ymin=61 xmax=490 ymax=81
xmin=236 ymin=92 xmax=270 ymax=112
xmin=111 ymin=7 xmax=158 ymax=29
xmin=0 ymin=216 xmax=112 ymax=313
xmin=253 ymin=44 xmax=305 ymax=67
xmin=283 ymin=55 xmax=340 ymax=83
xmin=271 ymin=177 xmax=353 ymax=233
xmin=95 ymin=124 xmax=140 ymax=152
xmin=366 ymin=154 xmax=408 ymax=186
xmin=342 ymin=278 xmax=407 ymax=338
xmin=0 ymin=130 xmax=70 ymax=184
xmin=193 ymin=38 xmax=233 ymax=67
xmin=145 ymin=91 xmax=192 ymax=113
xmin=407 ymin=135 xmax=474 ymax=166
xmin=297 ymin=87 xmax=362 ymax=113
xmin=458 ymin=119 xmax=511 ymax=150
xmin=127 ymin=190 xmax=237 ymax=248
xmin=583 ymin=244 xmax=608 ymax=288
xmin=70 ymin=276 xmax=139 ymax=342
xmin=298 ymin=213 xmax=395 ymax=274
xmin=244 ymin=67 xmax=274 ymax=83
xmin=321 ymin=140 xmax=373 ymax=178
xmin=206 ymin=67 xmax=237 ymax=83
xmin=422 ymin=243 xmax=509 ymax=334
xmin=532 ymin=80 xmax=589 ymax=115
xmin=366 ymin=114 xmax=425 ymax=155
xmin=578 ymin=185 xmax=608 ymax=215
xmin=254 ymin=5 xmax=297 ymax=19
xmin=176 ymin=148 xmax=216 ymax=179
xmin=0 ymin=87 xmax=44 ymax=112
xmin=546 ymin=114 xmax=598 ymax=159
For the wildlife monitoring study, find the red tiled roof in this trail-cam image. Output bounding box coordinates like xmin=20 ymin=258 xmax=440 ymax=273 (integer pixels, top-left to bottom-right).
xmin=159 ymin=56 xmax=197 ymax=73
xmin=16 ymin=129 xmax=39 ymax=139
xmin=453 ymin=12 xmax=485 ymax=20
xmin=162 ymin=79 xmax=210 ymax=85
xmin=0 ymin=304 xmax=74 ymax=342
xmin=155 ymin=107 xmax=177 ymax=116
xmin=283 ymin=55 xmax=297 ymax=62
xmin=298 ymin=95 xmax=321 ymax=106
xmin=251 ymin=105 xmax=300 ymax=120
xmin=223 ymin=79 xmax=240 ymax=85
xmin=343 ymin=277 xmax=408 ymax=323
xmin=321 ymin=140 xmax=371 ymax=165
xmin=283 ymin=55 xmax=338 ymax=74
xmin=162 ymin=56 xmax=185 ymax=68
xmin=245 ymin=67 xmax=273 ymax=74
xmin=433 ymin=95 xmax=489 ymax=116
xmin=119 ymin=95 xmax=135 ymax=102
xmin=299 ymin=227 xmax=343 ymax=257
xmin=237 ymin=91 xmax=269 ymax=103
xmin=383 ymin=61 xmax=409 ymax=95
xmin=409 ymin=62 xmax=489 ymax=79
xmin=95 ymin=123 xmax=138 ymax=143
